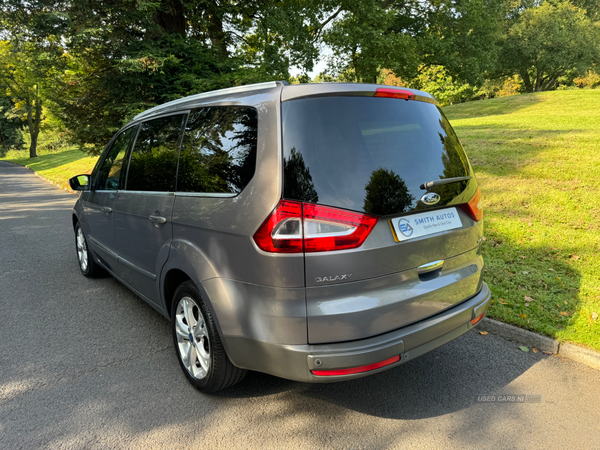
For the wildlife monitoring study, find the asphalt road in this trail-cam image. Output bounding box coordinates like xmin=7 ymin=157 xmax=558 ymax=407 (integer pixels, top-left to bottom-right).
xmin=1 ymin=161 xmax=599 ymax=449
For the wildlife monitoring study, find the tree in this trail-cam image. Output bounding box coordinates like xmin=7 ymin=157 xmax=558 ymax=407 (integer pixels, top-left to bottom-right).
xmin=321 ymin=0 xmax=507 ymax=85
xmin=324 ymin=0 xmax=419 ymax=84
xmin=44 ymin=0 xmax=332 ymax=154
xmin=0 ymin=41 xmax=45 ymax=157
xmin=0 ymin=1 xmax=68 ymax=157
xmin=499 ymin=1 xmax=600 ymax=92
xmin=0 ymin=89 xmax=24 ymax=156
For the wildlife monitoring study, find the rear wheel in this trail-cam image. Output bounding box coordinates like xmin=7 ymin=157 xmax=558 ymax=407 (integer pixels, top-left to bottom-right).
xmin=171 ymin=281 xmax=246 ymax=392
xmin=75 ymin=223 xmax=103 ymax=278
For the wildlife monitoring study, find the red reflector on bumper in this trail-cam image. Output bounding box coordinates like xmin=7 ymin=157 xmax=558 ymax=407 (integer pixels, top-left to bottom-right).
xmin=471 ymin=312 xmax=485 ymax=325
xmin=311 ymin=355 xmax=400 ymax=376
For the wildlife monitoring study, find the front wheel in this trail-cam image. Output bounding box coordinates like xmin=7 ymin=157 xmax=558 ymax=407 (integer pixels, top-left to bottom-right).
xmin=75 ymin=223 xmax=103 ymax=278
xmin=171 ymin=281 xmax=246 ymax=392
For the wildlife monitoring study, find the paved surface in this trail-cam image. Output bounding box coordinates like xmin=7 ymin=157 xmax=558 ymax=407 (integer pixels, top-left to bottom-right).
xmin=1 ymin=161 xmax=599 ymax=449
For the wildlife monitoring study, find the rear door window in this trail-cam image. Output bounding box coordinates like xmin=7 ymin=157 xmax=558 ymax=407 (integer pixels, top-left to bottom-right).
xmin=282 ymin=97 xmax=472 ymax=216
xmin=177 ymin=106 xmax=258 ymax=194
xmin=125 ymin=114 xmax=185 ymax=192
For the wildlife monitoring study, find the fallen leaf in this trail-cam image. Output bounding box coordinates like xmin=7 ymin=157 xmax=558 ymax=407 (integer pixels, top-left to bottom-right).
xmin=524 ymin=296 xmax=533 ymax=302
xmin=525 ymin=303 xmax=529 ymax=307
xmin=564 ymin=300 xmax=568 ymax=305
xmin=560 ymin=311 xmax=569 ymax=317
xmin=532 ymin=348 xmax=538 ymax=353
xmin=527 ymin=223 xmax=532 ymax=227
xmin=520 ymin=313 xmax=527 ymax=319
xmin=592 ymin=312 xmax=598 ymax=321
xmin=479 ymin=331 xmax=488 ymax=336
xmin=491 ymin=300 xmax=495 ymax=303
xmin=548 ymin=268 xmax=554 ymax=271
xmin=520 ymin=255 xmax=526 ymax=259
xmin=543 ymin=351 xmax=552 ymax=355
xmin=562 ymin=358 xmax=569 ymax=362
xmin=570 ymin=255 xmax=580 ymax=260
xmin=519 ymin=346 xmax=529 ymax=352
xmin=481 ymin=236 xmax=487 ymax=241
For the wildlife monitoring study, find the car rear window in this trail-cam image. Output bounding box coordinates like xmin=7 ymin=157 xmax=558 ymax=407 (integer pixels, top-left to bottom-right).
xmin=282 ymin=96 xmax=473 ymax=216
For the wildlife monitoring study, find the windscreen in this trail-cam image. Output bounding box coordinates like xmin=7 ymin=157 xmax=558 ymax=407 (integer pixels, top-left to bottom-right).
xmin=282 ymin=96 xmax=473 ymax=216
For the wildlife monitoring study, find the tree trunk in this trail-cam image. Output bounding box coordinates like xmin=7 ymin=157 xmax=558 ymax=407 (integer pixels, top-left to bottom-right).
xmin=520 ymin=68 xmax=533 ymax=93
xmin=26 ymin=86 xmax=42 ymax=158
xmin=157 ymin=0 xmax=186 ymax=35
xmin=29 ymin=130 xmax=39 ymax=158
xmin=205 ymin=1 xmax=229 ymax=58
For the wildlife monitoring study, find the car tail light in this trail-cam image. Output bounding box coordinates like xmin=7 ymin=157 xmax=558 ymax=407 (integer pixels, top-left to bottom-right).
xmin=460 ymin=187 xmax=483 ymax=222
xmin=311 ymin=355 xmax=400 ymax=376
xmin=373 ymin=88 xmax=415 ymax=100
xmin=253 ymin=200 xmax=378 ymax=253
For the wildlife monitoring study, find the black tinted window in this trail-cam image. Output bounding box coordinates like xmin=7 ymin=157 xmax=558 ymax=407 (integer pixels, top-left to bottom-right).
xmin=177 ymin=107 xmax=258 ymax=194
xmin=282 ymin=97 xmax=472 ymax=216
xmin=126 ymin=114 xmax=184 ymax=192
xmin=96 ymin=126 xmax=136 ymax=190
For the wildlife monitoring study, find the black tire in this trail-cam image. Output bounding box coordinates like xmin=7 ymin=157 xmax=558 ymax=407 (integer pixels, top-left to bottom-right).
xmin=75 ymin=222 xmax=103 ymax=278
xmin=171 ymin=281 xmax=246 ymax=392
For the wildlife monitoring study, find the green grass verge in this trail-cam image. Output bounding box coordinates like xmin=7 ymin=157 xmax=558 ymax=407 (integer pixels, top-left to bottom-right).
xmin=2 ymin=148 xmax=98 ymax=191
xmin=444 ymin=90 xmax=600 ymax=351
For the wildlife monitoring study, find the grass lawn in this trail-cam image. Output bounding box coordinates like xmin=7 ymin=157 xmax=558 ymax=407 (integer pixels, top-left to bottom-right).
xmin=444 ymin=90 xmax=600 ymax=351
xmin=1 ymin=148 xmax=98 ymax=191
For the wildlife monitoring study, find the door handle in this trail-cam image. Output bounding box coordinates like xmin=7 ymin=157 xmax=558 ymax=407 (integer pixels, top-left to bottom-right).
xmin=149 ymin=214 xmax=167 ymax=224
xmin=101 ymin=207 xmax=112 ymax=213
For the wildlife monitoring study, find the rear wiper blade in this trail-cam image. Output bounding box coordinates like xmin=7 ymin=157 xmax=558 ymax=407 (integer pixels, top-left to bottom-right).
xmin=420 ymin=176 xmax=472 ymax=190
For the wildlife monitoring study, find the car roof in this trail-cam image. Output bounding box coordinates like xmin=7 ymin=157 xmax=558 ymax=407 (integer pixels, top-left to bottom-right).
xmin=131 ymin=81 xmax=438 ymax=123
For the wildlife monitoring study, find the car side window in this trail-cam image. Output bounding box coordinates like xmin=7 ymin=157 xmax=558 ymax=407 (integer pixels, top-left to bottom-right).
xmin=177 ymin=106 xmax=258 ymax=194
xmin=125 ymin=114 xmax=185 ymax=192
xmin=96 ymin=126 xmax=136 ymax=190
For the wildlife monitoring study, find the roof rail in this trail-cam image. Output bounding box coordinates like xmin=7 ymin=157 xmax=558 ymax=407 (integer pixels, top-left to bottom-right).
xmin=132 ymin=81 xmax=282 ymax=122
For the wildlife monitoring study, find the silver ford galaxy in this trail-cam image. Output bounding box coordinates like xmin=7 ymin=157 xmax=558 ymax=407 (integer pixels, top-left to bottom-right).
xmin=69 ymin=81 xmax=490 ymax=392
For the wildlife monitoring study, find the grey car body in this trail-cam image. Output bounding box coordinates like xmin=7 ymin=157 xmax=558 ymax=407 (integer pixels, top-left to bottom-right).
xmin=71 ymin=81 xmax=490 ymax=388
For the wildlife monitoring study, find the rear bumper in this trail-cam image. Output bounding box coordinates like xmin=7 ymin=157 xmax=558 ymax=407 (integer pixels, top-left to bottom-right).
xmin=223 ymin=282 xmax=491 ymax=382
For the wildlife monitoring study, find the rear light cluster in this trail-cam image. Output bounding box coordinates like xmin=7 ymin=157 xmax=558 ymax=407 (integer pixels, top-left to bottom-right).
xmin=253 ymin=200 xmax=378 ymax=253
xmin=460 ymin=187 xmax=483 ymax=222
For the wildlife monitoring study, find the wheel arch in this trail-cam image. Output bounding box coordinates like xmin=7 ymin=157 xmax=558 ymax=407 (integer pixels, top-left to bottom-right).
xmin=163 ymin=268 xmax=192 ymax=319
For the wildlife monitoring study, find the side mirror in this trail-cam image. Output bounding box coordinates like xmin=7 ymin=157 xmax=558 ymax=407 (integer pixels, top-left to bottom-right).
xmin=69 ymin=174 xmax=91 ymax=191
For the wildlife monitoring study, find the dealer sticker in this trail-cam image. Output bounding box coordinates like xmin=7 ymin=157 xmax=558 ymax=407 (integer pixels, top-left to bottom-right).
xmin=389 ymin=208 xmax=462 ymax=242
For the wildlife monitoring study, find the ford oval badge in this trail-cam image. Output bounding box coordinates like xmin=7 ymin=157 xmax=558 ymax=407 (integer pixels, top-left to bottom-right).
xmin=421 ymin=193 xmax=441 ymax=205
